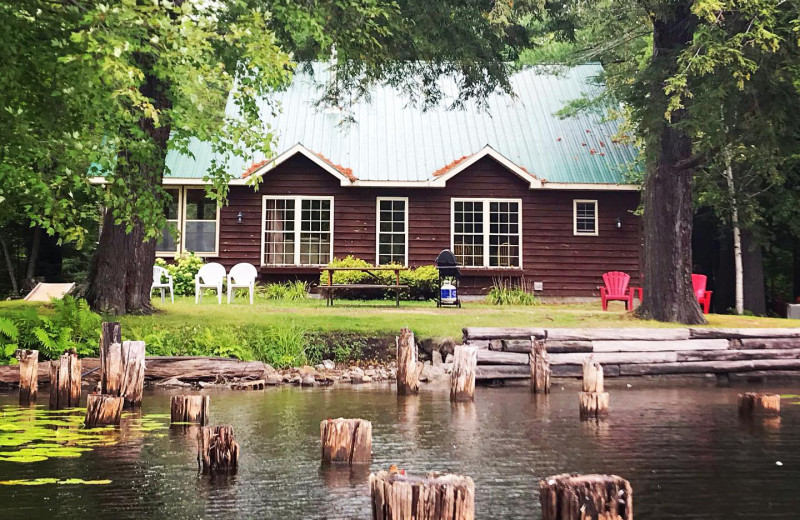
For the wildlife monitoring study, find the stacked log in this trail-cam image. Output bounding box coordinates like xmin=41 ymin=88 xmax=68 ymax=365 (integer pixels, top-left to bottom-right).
xmin=539 ymin=473 xmax=633 ymax=520
xmin=120 ymin=341 xmax=145 ymax=407
xmin=397 ymin=328 xmax=419 ymax=395
xmin=198 ymin=425 xmax=239 ymax=473
xmin=100 ymin=322 xmax=122 ymax=394
xmin=370 ymin=470 xmax=474 ymax=520
xmin=530 ymin=338 xmax=550 ymax=394
xmin=49 ymin=350 xmax=81 ymax=409
xmin=738 ymin=392 xmax=781 ymax=417
xmin=580 ymin=359 xmax=609 ymax=419
xmin=450 ymin=345 xmax=477 ymax=402
xmin=16 ymin=349 xmax=38 ymax=404
xmin=84 ymin=394 xmax=124 ymax=428
xmin=320 ymin=418 xmax=372 ymax=465
xmin=171 ymin=395 xmax=210 ymax=424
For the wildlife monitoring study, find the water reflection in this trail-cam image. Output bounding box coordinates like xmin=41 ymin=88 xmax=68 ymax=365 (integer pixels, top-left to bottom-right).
xmin=1 ymin=383 xmax=799 ymax=520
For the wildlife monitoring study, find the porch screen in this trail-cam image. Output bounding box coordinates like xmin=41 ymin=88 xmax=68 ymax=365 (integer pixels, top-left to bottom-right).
xmin=263 ymin=197 xmax=332 ymax=265
xmin=452 ymin=199 xmax=521 ymax=268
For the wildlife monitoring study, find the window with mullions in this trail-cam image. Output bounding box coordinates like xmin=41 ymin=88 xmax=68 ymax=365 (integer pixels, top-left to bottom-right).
xmin=262 ymin=196 xmax=333 ymax=265
xmin=452 ymin=199 xmax=521 ymax=268
xmin=573 ymin=200 xmax=598 ymax=236
xmin=376 ymin=198 xmax=408 ymax=265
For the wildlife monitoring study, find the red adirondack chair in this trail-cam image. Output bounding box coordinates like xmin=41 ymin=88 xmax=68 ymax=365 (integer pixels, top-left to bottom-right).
xmin=599 ymin=271 xmax=634 ymax=311
xmin=692 ymin=274 xmax=712 ymax=314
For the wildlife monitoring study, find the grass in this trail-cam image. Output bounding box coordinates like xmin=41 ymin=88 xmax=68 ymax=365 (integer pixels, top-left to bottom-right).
xmin=3 ymin=297 xmax=798 ymax=342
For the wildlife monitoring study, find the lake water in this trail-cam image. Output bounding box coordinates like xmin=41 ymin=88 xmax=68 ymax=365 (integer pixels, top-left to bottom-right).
xmin=0 ymin=381 xmax=799 ymax=519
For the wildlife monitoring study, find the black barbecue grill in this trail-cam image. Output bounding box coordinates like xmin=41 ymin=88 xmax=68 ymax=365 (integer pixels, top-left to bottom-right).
xmin=435 ymin=249 xmax=461 ymax=308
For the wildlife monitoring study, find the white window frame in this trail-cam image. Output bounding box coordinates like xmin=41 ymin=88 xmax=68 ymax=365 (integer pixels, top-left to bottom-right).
xmin=155 ymin=187 xmax=183 ymax=257
xmin=260 ymin=195 xmax=335 ymax=266
xmin=375 ymin=197 xmax=409 ymax=266
xmin=181 ymin=187 xmax=221 ymax=256
xmin=450 ymin=198 xmax=523 ymax=268
xmin=573 ymin=199 xmax=599 ymax=236
xmin=156 ymin=187 xmax=220 ymax=257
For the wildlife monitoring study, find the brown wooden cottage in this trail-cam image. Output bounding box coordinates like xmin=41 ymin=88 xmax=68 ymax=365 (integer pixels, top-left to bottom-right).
xmin=139 ymin=64 xmax=642 ymax=298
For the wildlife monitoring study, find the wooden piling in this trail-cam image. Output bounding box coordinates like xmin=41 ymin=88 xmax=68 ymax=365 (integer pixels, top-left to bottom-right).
xmin=529 ymin=338 xmax=551 ymax=394
xmin=120 ymin=340 xmax=145 ymax=407
xmin=16 ymin=349 xmax=38 ymax=404
xmin=738 ymin=392 xmax=781 ymax=417
xmin=49 ymin=350 xmax=81 ymax=409
xmin=171 ymin=395 xmax=210 ymax=424
xmin=397 ymin=328 xmax=419 ymax=395
xmin=99 ymin=322 xmax=122 ymax=395
xmin=540 ymin=473 xmax=633 ymax=520
xmin=320 ymin=418 xmax=372 ymax=465
xmin=84 ymin=394 xmax=124 ymax=428
xmin=198 ymin=425 xmax=239 ymax=473
xmin=450 ymin=345 xmax=477 ymax=402
xmin=580 ymin=358 xmax=609 ymax=419
xmin=369 ymin=470 xmax=475 ymax=520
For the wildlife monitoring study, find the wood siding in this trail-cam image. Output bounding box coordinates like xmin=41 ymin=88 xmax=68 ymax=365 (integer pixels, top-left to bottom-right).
xmin=214 ymin=155 xmax=640 ymax=297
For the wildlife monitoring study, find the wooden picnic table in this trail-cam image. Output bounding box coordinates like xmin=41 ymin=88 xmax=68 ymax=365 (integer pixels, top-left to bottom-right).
xmin=319 ymin=266 xmax=409 ymax=307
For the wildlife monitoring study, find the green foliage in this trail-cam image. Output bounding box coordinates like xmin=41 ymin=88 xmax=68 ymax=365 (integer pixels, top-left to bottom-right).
xmin=257 ymin=280 xmax=309 ymax=301
xmin=486 ymin=278 xmax=539 ymax=306
xmin=320 ymin=256 xmax=439 ymax=300
xmin=0 ymin=317 xmax=20 ymax=365
xmin=155 ymin=253 xmax=204 ymax=296
xmin=243 ymin=324 xmax=308 ymax=369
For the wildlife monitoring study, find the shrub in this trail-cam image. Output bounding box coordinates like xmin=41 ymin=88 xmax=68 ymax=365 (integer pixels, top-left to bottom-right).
xmin=155 ymin=252 xmax=204 ymax=296
xmin=486 ymin=278 xmax=539 ymax=306
xmin=242 ymin=323 xmax=307 ymax=368
xmin=257 ymin=280 xmax=309 ymax=301
xmin=0 ymin=317 xmax=20 ymax=365
xmin=320 ymin=256 xmax=439 ymax=300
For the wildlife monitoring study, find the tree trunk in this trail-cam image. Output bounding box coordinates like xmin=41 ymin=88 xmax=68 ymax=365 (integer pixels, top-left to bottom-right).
xmin=742 ymin=229 xmax=766 ymax=315
xmin=85 ymin=57 xmax=170 ymax=315
xmin=25 ymin=225 xmax=41 ymax=286
xmin=0 ymin=233 xmax=18 ymax=295
xmin=724 ymin=159 xmax=744 ymax=315
xmin=638 ymin=3 xmax=706 ymax=325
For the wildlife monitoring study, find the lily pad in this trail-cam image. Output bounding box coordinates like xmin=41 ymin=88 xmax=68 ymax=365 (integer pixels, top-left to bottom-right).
xmin=0 ymin=478 xmax=112 ymax=486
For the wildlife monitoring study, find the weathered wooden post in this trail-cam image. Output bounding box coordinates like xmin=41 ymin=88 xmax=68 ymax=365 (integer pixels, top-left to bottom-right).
xmin=738 ymin=392 xmax=781 ymax=418
xmin=450 ymin=345 xmax=477 ymax=402
xmin=540 ymin=473 xmax=633 ymax=520
xmin=49 ymin=349 xmax=81 ymax=409
xmin=529 ymin=337 xmax=551 ymax=394
xmin=120 ymin=340 xmax=145 ymax=407
xmin=16 ymin=349 xmax=38 ymax=404
xmin=171 ymin=395 xmax=210 ymax=424
xmin=198 ymin=425 xmax=239 ymax=473
xmin=396 ymin=328 xmax=419 ymax=395
xmin=370 ymin=470 xmax=475 ymax=520
xmin=100 ymin=322 xmax=122 ymax=395
xmin=579 ymin=358 xmax=609 ymax=419
xmin=320 ymin=418 xmax=372 ymax=465
xmin=84 ymin=394 xmax=124 ymax=428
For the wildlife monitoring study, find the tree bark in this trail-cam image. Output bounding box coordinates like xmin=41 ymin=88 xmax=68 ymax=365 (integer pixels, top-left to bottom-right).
xmin=25 ymin=225 xmax=41 ymax=286
xmin=85 ymin=56 xmax=171 ymax=315
xmin=725 ymin=158 xmax=744 ymax=315
xmin=742 ymin=229 xmax=766 ymax=315
xmin=637 ymin=3 xmax=706 ymax=325
xmin=0 ymin=233 xmax=18 ymax=295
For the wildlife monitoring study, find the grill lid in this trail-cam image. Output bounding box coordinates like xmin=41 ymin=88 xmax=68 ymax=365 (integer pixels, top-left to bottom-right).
xmin=435 ymin=249 xmax=461 ymax=278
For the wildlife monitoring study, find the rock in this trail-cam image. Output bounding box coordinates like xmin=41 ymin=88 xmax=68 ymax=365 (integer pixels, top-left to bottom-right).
xmin=445 ymin=354 xmax=454 ymax=364
xmin=444 ymin=363 xmax=453 ymax=374
xmin=265 ymin=373 xmax=283 ymax=385
xmin=351 ymin=374 xmax=364 ymax=384
xmin=264 ymin=364 xmax=276 ymax=373
xmin=365 ymin=369 xmax=376 ymax=377
xmin=322 ymin=359 xmax=335 ymax=370
xmin=351 ymin=366 xmax=365 ymax=378
xmin=362 ymin=375 xmax=373 ymax=382
xmin=420 ymin=363 xmax=446 ymax=382
xmin=299 ymin=365 xmax=316 ymax=376
xmin=301 ymin=374 xmax=316 ymax=386
xmin=314 ymin=364 xmax=325 ymax=372
xmin=432 ymin=351 xmax=444 ymax=366
xmin=291 ymin=375 xmax=302 ymax=385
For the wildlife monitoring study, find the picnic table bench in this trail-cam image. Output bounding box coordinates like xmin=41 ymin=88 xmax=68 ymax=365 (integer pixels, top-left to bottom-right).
xmin=319 ymin=267 xmax=409 ymax=307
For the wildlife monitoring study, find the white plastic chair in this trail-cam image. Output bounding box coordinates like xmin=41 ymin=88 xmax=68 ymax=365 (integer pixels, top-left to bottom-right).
xmin=227 ymin=263 xmax=257 ymax=304
xmin=195 ymin=262 xmax=226 ymax=304
xmin=152 ymin=265 xmax=174 ymax=303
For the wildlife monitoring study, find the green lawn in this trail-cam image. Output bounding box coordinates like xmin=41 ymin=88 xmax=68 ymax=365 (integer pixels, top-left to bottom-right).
xmin=119 ymin=297 xmax=800 ymax=341
xmin=3 ymin=297 xmax=798 ymax=342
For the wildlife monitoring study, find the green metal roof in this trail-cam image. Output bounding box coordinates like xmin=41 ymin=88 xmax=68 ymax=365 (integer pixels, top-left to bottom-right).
xmin=165 ymin=63 xmax=638 ymax=184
